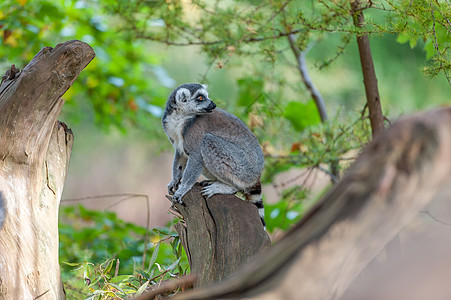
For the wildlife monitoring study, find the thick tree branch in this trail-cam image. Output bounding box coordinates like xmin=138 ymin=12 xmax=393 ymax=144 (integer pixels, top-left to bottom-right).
xmin=0 ymin=40 xmax=94 ymax=299
xmin=351 ymin=1 xmax=385 ymax=137
xmin=0 ymin=40 xmax=94 ymax=165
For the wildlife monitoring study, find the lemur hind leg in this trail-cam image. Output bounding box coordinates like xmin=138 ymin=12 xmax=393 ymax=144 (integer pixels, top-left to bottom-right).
xmin=199 ymin=168 xmax=217 ymax=187
xmin=201 ymin=182 xmax=239 ymax=198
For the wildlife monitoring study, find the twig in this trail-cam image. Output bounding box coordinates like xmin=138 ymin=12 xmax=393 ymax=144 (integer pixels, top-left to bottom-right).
xmin=429 ymin=2 xmax=451 ymax=86
xmin=62 ymin=193 xmax=146 ymax=202
xmin=420 ymin=209 xmax=451 ymax=226
xmin=133 ymin=274 xmax=197 ymax=300
xmin=115 ymin=259 xmax=120 ymax=277
xmin=317 ymin=165 xmax=339 ymax=184
xmin=33 ymin=289 xmax=50 ymax=300
xmin=143 ymin=195 xmax=151 ymax=269
xmin=62 ymin=283 xmax=88 ymax=296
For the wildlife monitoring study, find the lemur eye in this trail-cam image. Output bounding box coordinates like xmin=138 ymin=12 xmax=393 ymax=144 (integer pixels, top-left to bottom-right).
xmin=198 ymin=95 xmax=204 ymax=101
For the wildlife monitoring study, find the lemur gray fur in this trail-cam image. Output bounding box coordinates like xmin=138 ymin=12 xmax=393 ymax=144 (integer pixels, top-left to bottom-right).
xmin=162 ymin=83 xmax=265 ymax=226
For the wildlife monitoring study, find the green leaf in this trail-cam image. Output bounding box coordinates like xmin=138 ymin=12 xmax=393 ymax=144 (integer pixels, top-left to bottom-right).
xmin=265 ymin=196 xmax=304 ymax=232
xmin=102 ymin=259 xmax=115 ymax=275
xmin=423 ymin=40 xmax=435 ymax=60
xmin=107 ymin=283 xmax=126 ymax=295
xmin=409 ymin=37 xmax=417 ymax=49
xmin=147 ymin=243 xmax=160 ymax=272
xmin=109 ymin=275 xmax=133 ymax=284
xmin=135 ymin=269 xmax=150 ymax=280
xmin=166 ymin=257 xmax=181 ymax=272
xmin=283 ymin=100 xmax=321 ymax=132
xmin=396 ymin=32 xmax=410 ymax=44
xmin=152 ymin=227 xmax=172 ymax=236
xmin=61 ymin=261 xmax=82 ymax=267
xmin=135 ymin=280 xmax=150 ymax=297
xmin=88 ymin=276 xmax=101 ymax=288
xmin=435 ymin=23 xmax=450 ymax=45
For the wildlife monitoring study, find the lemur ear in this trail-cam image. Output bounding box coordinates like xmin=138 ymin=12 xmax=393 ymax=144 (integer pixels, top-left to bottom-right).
xmin=202 ymin=84 xmax=208 ymax=89
xmin=175 ymin=88 xmax=190 ymax=103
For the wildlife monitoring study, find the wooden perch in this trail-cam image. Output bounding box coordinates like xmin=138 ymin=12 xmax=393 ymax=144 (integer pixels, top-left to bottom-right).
xmin=0 ymin=40 xmax=94 ymax=299
xmin=172 ymin=107 xmax=451 ymax=300
xmin=173 ymin=184 xmax=271 ymax=287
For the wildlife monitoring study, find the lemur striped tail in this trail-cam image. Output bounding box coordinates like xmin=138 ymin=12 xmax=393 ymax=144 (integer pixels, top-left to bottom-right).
xmin=246 ymin=183 xmax=266 ymax=228
xmin=253 ymin=198 xmax=266 ymax=228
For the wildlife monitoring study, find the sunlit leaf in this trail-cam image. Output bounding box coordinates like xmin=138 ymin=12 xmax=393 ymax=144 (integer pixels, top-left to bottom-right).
xmin=135 ymin=280 xmax=150 ymax=297
xmin=396 ymin=32 xmax=410 ymax=44
xmin=109 ymin=275 xmax=133 ymax=284
xmin=283 ymin=100 xmax=321 ymax=132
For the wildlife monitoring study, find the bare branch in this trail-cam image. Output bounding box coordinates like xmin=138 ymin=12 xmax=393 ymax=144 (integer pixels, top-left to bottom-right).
xmin=133 ymin=274 xmax=197 ymax=300
xmin=287 ymin=34 xmax=328 ymax=122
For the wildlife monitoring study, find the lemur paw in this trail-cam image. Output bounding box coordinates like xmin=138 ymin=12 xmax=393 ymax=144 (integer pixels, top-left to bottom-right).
xmin=167 ymin=180 xmax=180 ymax=195
xmin=201 ymin=182 xmax=238 ymax=199
xmin=171 ymin=193 xmax=185 ymax=206
xmin=199 ymin=180 xmax=214 ymax=187
xmin=201 ymin=186 xmax=215 ymax=199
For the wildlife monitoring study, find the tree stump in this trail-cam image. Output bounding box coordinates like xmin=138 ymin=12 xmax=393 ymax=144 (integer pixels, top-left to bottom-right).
xmin=0 ymin=40 xmax=94 ymax=299
xmin=174 ymin=184 xmax=270 ymax=287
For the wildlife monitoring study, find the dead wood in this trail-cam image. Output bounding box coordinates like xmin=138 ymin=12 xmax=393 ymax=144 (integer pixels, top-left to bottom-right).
xmin=0 ymin=40 xmax=94 ymax=299
xmin=171 ymin=107 xmax=451 ymax=300
xmin=173 ymin=184 xmax=271 ymax=287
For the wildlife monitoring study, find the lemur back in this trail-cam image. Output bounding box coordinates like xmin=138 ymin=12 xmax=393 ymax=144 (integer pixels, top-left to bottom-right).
xmin=162 ymin=83 xmax=265 ymax=226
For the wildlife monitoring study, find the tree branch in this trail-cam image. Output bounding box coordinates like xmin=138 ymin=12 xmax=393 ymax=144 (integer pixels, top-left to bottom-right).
xmin=351 ymin=1 xmax=385 ymax=137
xmin=287 ymin=34 xmax=328 ymax=122
xmin=0 ymin=40 xmax=94 ymax=299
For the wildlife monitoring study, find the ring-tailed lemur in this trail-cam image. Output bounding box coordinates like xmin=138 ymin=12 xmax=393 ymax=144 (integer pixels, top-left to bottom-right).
xmin=162 ymin=83 xmax=265 ymax=226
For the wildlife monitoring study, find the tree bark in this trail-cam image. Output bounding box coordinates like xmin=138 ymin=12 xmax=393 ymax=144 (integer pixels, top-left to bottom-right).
xmin=351 ymin=0 xmax=385 ymax=137
xmin=351 ymin=0 xmax=403 ymax=261
xmin=173 ymin=184 xmax=271 ymax=287
xmin=0 ymin=40 xmax=94 ymax=299
xmin=171 ymin=107 xmax=451 ymax=300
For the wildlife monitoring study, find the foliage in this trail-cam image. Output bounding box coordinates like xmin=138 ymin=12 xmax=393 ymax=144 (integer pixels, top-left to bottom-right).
xmin=106 ymin=0 xmax=450 ymax=85
xmin=262 ymin=113 xmax=371 ymax=232
xmin=0 ymin=0 xmax=169 ymax=134
xmin=388 ymin=0 xmax=451 ymax=81
xmin=59 ymin=205 xmax=189 ymax=299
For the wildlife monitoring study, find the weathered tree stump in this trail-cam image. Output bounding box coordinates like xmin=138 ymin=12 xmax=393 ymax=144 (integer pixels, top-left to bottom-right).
xmin=171 ymin=107 xmax=451 ymax=300
xmin=174 ymin=184 xmax=271 ymax=287
xmin=0 ymin=40 xmax=94 ymax=299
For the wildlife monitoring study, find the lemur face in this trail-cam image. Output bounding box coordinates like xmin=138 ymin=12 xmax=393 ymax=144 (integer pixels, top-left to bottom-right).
xmin=173 ymin=84 xmax=216 ymax=116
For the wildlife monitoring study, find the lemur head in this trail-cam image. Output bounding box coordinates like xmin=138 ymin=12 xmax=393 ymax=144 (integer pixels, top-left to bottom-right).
xmin=164 ymin=83 xmax=216 ymax=117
